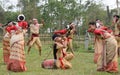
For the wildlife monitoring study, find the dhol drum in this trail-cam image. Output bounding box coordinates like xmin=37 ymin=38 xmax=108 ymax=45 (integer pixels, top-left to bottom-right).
xmin=41 ymin=59 xmax=57 ymax=69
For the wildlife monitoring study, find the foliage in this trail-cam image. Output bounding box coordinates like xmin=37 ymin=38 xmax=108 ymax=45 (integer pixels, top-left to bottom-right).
xmin=0 ymin=0 xmax=117 ymax=34
xmin=4 ymin=11 xmax=19 ymax=23
xmin=0 ymin=5 xmax=5 ymax=23
xmin=40 ymin=0 xmax=79 ymax=29
xmin=17 ymin=0 xmax=40 ymax=20
xmin=82 ymin=0 xmax=107 ymax=34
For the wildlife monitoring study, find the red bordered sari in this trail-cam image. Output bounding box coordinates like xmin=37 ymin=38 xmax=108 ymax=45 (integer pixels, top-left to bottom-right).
xmin=3 ymin=32 xmax=11 ymax=64
xmin=7 ymin=32 xmax=27 ymax=72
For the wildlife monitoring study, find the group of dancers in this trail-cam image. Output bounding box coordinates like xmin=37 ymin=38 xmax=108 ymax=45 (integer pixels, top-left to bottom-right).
xmin=2 ymin=13 xmax=120 ymax=73
xmin=2 ymin=14 xmax=76 ymax=72
xmin=88 ymin=15 xmax=120 ymax=73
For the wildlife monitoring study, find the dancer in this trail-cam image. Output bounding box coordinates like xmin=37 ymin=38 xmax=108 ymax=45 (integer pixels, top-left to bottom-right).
xmin=112 ymin=15 xmax=120 ymax=56
xmin=17 ymin=14 xmax=28 ymax=33
xmin=42 ymin=35 xmax=74 ymax=69
xmin=88 ymin=22 xmax=118 ymax=73
xmin=66 ymin=23 xmax=76 ymax=54
xmin=3 ymin=22 xmax=15 ymax=64
xmin=27 ymin=18 xmax=44 ymax=55
xmin=7 ymin=23 xmax=27 ymax=72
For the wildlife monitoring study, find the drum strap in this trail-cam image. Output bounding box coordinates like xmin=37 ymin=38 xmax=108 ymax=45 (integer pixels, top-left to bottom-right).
xmin=62 ymin=49 xmax=66 ymax=57
xmin=44 ymin=47 xmax=52 ymax=60
xmin=59 ymin=57 xmax=65 ymax=69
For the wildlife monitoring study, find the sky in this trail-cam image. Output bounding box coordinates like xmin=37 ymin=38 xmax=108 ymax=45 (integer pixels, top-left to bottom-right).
xmin=0 ymin=0 xmax=118 ymax=11
xmin=102 ymin=0 xmax=117 ymax=9
xmin=82 ymin=0 xmax=117 ymax=9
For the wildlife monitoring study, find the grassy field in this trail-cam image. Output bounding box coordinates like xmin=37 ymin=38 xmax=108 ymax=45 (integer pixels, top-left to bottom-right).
xmin=0 ymin=43 xmax=120 ymax=75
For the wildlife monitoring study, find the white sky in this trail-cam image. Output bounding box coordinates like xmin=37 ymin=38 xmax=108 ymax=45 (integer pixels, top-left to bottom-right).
xmin=102 ymin=0 xmax=117 ymax=9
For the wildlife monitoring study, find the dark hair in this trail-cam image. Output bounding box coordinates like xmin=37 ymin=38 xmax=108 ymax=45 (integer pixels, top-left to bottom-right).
xmin=12 ymin=22 xmax=16 ymax=25
xmin=2 ymin=21 xmax=12 ymax=27
xmin=2 ymin=21 xmax=14 ymax=27
xmin=52 ymin=34 xmax=61 ymax=40
xmin=88 ymin=22 xmax=96 ymax=25
xmin=96 ymin=19 xmax=100 ymax=21
xmin=7 ymin=21 xmax=12 ymax=24
xmin=113 ymin=15 xmax=120 ymax=18
xmin=69 ymin=22 xmax=72 ymax=25
xmin=69 ymin=25 xmax=73 ymax=30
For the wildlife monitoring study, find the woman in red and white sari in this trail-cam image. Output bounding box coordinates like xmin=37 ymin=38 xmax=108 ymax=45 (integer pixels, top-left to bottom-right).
xmin=7 ymin=24 xmax=27 ymax=72
xmin=3 ymin=32 xmax=10 ymax=64
xmin=2 ymin=22 xmax=14 ymax=64
xmin=88 ymin=22 xmax=118 ymax=73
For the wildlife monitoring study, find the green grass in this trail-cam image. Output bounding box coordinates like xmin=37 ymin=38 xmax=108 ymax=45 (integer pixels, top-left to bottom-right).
xmin=0 ymin=43 xmax=119 ymax=75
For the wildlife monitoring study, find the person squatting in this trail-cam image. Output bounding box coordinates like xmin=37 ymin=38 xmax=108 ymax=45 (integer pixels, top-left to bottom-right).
xmin=42 ymin=24 xmax=75 ymax=69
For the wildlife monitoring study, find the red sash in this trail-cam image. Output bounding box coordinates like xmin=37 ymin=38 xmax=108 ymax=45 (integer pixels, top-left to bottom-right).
xmin=59 ymin=57 xmax=65 ymax=69
xmin=27 ymin=33 xmax=39 ymax=45
xmin=67 ymin=37 xmax=72 ymax=42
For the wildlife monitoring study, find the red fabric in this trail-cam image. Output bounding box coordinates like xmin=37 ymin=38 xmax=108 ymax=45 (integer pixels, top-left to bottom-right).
xmin=100 ymin=26 xmax=108 ymax=30
xmin=42 ymin=59 xmax=55 ymax=68
xmin=88 ymin=26 xmax=113 ymax=34
xmin=94 ymin=29 xmax=104 ymax=35
xmin=62 ymin=50 xmax=66 ymax=57
xmin=3 ymin=54 xmax=10 ymax=64
xmin=32 ymin=33 xmax=39 ymax=37
xmin=59 ymin=57 xmax=65 ymax=69
xmin=67 ymin=37 xmax=72 ymax=42
xmin=107 ymin=29 xmax=113 ymax=33
xmin=105 ymin=61 xmax=118 ymax=72
xmin=5 ymin=26 xmax=11 ymax=33
xmin=94 ymin=28 xmax=112 ymax=35
xmin=27 ymin=33 xmax=39 ymax=45
xmin=5 ymin=25 xmax=18 ymax=33
xmin=18 ymin=21 xmax=28 ymax=29
xmin=94 ymin=53 xmax=100 ymax=64
xmin=3 ymin=42 xmax=10 ymax=64
xmin=7 ymin=59 xmax=27 ymax=72
xmin=100 ymin=26 xmax=113 ymax=33
xmin=11 ymin=26 xmax=18 ymax=31
xmin=54 ymin=29 xmax=67 ymax=34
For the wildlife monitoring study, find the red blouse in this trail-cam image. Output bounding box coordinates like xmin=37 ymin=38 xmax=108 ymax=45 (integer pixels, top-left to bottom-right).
xmin=94 ymin=29 xmax=104 ymax=35
xmin=100 ymin=26 xmax=113 ymax=33
xmin=54 ymin=29 xmax=67 ymax=34
xmin=18 ymin=21 xmax=28 ymax=29
xmin=88 ymin=26 xmax=113 ymax=34
xmin=5 ymin=25 xmax=18 ymax=33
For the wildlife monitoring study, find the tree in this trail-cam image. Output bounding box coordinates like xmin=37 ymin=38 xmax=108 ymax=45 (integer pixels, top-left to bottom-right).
xmin=81 ymin=0 xmax=107 ymax=34
xmin=1 ymin=0 xmax=108 ymax=35
xmin=4 ymin=11 xmax=19 ymax=22
xmin=17 ymin=0 xmax=40 ymax=20
xmin=0 ymin=5 xmax=5 ymax=23
xmin=40 ymin=0 xmax=80 ymax=29
xmin=116 ymin=0 xmax=119 ymax=15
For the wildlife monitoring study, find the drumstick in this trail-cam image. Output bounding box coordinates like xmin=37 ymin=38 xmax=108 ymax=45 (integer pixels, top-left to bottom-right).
xmin=44 ymin=46 xmax=53 ymax=60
